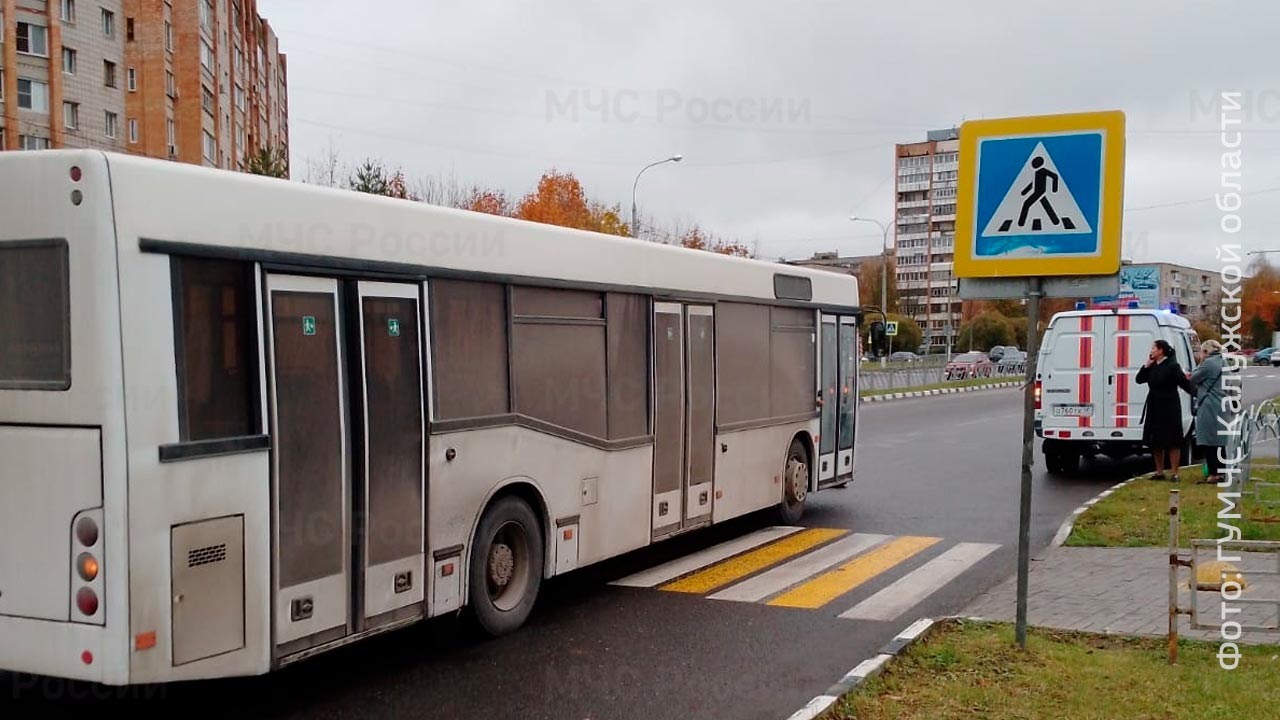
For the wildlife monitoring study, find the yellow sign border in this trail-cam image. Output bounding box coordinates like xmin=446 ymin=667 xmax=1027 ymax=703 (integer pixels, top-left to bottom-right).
xmin=954 ymin=110 xmax=1125 ymax=278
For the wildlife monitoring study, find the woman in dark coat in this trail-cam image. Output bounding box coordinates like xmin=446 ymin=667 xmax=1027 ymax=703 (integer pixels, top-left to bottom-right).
xmin=1136 ymin=339 xmax=1193 ymax=479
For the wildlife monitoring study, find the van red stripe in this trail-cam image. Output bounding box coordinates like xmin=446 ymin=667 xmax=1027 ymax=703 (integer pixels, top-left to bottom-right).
xmin=1116 ymin=315 xmax=1131 ymax=427
xmin=1078 ymin=316 xmax=1094 ymax=427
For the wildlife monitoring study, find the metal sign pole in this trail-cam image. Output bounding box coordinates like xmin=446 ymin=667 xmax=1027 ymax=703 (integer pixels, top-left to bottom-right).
xmin=1016 ymin=276 xmax=1043 ymax=649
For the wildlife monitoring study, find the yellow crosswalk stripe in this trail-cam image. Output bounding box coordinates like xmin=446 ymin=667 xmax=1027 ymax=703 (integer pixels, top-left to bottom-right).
xmin=766 ymin=535 xmax=942 ymax=609
xmin=659 ymin=528 xmax=848 ymax=594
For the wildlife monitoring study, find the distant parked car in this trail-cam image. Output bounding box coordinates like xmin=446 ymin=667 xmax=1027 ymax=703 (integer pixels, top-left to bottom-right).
xmin=889 ymin=351 xmax=922 ymax=363
xmin=1254 ymin=347 xmax=1276 ymax=366
xmin=946 ymin=352 xmax=994 ymax=380
xmin=988 ymin=345 xmax=1019 ymax=362
xmin=997 ymin=350 xmax=1028 ymax=375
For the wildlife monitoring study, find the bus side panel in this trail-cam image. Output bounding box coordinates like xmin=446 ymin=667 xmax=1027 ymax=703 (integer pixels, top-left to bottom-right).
xmin=0 ymin=151 xmax=130 ymax=685
xmin=109 ymin=173 xmax=272 ymax=683
xmin=427 ymin=425 xmax=652 ymax=612
xmin=712 ymin=420 xmax=817 ymax=524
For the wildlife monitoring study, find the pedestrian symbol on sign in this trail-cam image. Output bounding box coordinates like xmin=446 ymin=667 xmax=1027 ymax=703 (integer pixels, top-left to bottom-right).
xmin=388 ymin=318 xmax=400 ymax=337
xmin=302 ymin=316 xmax=316 ymax=336
xmin=885 ymin=321 xmax=899 ymax=337
xmin=983 ymin=142 xmax=1091 ymax=238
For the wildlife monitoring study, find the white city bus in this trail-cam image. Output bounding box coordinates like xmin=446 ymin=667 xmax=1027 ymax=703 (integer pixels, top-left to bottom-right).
xmin=0 ymin=150 xmax=866 ymax=686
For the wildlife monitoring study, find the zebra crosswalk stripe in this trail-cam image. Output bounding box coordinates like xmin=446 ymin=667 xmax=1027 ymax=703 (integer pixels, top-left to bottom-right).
xmin=660 ymin=528 xmax=847 ymax=595
xmin=708 ymin=533 xmax=891 ymax=603
xmin=767 ymin=536 xmax=941 ymax=610
xmin=838 ymin=542 xmax=1000 ymax=621
xmin=610 ymin=526 xmax=803 ymax=588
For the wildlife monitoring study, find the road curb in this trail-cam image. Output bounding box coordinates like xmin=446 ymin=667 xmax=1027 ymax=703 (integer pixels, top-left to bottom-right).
xmin=863 ymin=380 xmax=1023 ymax=404
xmin=1050 ymin=476 xmax=1139 ymax=548
xmin=783 ymin=617 xmax=942 ymax=720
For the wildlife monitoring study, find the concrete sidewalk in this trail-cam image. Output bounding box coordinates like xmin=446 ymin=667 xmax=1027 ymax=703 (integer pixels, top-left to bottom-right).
xmin=963 ymin=547 xmax=1280 ymax=644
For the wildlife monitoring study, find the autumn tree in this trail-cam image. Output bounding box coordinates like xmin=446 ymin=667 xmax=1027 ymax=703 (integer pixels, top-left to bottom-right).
xmin=513 ymin=170 xmax=631 ymax=238
xmin=1242 ymin=256 xmax=1280 ymax=347
xmin=678 ymin=226 xmax=752 ymax=258
xmin=1192 ymin=320 xmax=1222 ymax=345
xmin=857 ymin=256 xmax=899 ymax=312
xmin=956 ymin=311 xmax=1017 ymax=353
xmin=461 ymin=187 xmax=512 ymax=217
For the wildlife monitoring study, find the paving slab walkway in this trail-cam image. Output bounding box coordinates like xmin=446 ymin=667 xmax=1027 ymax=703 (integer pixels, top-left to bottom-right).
xmin=963 ymin=547 xmax=1280 ymax=644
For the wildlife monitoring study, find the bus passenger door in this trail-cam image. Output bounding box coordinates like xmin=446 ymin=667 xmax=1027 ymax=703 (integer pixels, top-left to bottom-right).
xmin=836 ymin=316 xmax=858 ymax=482
xmin=818 ymin=315 xmax=838 ymax=484
xmin=354 ymin=282 xmax=425 ymax=628
xmin=652 ymin=302 xmax=716 ymax=538
xmin=265 ymin=275 xmax=352 ymax=653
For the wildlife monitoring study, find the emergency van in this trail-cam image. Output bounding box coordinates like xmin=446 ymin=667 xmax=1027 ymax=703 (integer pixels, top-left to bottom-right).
xmin=1035 ymin=306 xmax=1199 ymax=474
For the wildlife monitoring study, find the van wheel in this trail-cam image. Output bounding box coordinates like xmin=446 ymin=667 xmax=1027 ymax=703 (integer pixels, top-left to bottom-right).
xmin=777 ymin=439 xmax=809 ymax=524
xmin=468 ymin=496 xmax=544 ymax=637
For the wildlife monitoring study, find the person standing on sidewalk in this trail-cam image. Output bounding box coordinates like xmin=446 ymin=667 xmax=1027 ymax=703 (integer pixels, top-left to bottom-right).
xmin=1190 ymin=340 xmax=1228 ymax=484
xmin=1136 ymin=339 xmax=1193 ymax=480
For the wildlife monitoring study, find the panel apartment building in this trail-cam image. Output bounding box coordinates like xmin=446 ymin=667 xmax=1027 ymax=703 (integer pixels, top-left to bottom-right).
xmin=1 ymin=0 xmax=287 ymax=174
xmin=895 ymin=128 xmax=961 ymax=351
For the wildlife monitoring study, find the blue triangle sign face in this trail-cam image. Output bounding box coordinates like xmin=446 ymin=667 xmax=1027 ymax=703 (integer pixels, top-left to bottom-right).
xmin=981 ymin=142 xmax=1091 ymax=238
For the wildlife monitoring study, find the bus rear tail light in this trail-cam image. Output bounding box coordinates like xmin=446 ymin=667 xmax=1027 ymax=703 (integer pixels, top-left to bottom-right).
xmin=70 ymin=509 xmax=105 ymax=624
xmin=76 ymin=588 xmax=99 ymax=616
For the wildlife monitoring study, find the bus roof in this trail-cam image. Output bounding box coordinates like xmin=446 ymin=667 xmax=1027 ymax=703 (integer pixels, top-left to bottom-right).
xmin=70 ymin=151 xmax=861 ymax=309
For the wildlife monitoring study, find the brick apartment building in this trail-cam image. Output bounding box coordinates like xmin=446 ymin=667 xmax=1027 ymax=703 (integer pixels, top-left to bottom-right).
xmin=895 ymin=128 xmax=962 ymax=351
xmin=2 ymin=0 xmax=287 ymax=174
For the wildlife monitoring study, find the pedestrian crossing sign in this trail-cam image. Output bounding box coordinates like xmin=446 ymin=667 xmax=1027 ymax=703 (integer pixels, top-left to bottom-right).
xmin=955 ymin=111 xmax=1125 ymax=278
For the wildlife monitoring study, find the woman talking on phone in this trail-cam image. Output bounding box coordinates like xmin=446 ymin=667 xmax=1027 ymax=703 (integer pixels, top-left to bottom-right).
xmin=1136 ymin=339 xmax=1194 ymax=479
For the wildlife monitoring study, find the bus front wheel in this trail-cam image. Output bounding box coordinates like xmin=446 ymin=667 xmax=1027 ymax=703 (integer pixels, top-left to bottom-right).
xmin=468 ymin=495 xmax=544 ymax=637
xmin=778 ymin=439 xmax=809 ymax=524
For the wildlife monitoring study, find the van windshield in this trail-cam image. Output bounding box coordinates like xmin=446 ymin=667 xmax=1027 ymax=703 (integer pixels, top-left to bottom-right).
xmin=0 ymin=241 xmax=71 ymax=390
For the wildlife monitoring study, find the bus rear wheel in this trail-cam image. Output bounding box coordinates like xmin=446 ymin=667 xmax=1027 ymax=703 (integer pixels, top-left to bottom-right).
xmin=468 ymin=496 xmax=544 ymax=637
xmin=777 ymin=439 xmax=809 ymax=524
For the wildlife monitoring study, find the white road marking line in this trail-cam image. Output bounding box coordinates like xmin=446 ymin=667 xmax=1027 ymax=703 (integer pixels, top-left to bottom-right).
xmin=609 ymin=526 xmax=803 ymax=588
xmin=708 ymin=533 xmax=890 ymax=603
xmin=838 ymin=542 xmax=1001 ymax=622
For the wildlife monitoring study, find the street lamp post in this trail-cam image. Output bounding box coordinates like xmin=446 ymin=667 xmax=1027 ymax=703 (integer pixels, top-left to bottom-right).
xmin=631 ymin=154 xmax=683 ymax=240
xmin=851 ymin=216 xmax=892 ymax=365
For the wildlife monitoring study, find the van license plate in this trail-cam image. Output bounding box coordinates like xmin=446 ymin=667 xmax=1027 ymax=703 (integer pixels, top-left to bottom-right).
xmin=1053 ymin=404 xmax=1094 ymax=417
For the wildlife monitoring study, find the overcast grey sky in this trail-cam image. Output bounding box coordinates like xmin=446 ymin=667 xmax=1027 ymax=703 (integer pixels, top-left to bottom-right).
xmin=262 ymin=0 xmax=1280 ymax=270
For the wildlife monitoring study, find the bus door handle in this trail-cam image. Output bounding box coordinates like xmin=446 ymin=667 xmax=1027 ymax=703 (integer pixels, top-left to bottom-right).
xmin=721 ymin=443 xmax=728 ymax=454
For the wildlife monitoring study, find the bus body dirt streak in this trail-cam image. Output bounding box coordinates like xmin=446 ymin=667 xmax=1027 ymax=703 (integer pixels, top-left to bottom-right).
xmin=0 ymin=151 xmax=865 ymax=685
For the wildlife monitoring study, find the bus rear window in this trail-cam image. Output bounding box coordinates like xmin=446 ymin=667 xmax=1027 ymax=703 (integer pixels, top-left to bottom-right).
xmin=0 ymin=240 xmax=71 ymax=390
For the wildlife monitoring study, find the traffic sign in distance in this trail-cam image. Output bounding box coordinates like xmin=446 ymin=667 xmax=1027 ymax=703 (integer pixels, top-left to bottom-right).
xmin=885 ymin=321 xmax=899 ymax=337
xmin=955 ymin=110 xmax=1125 ymax=279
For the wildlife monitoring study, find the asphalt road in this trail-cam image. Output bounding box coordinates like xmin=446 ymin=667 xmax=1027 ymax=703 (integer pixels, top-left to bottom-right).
xmin=10 ymin=368 xmax=1280 ymax=718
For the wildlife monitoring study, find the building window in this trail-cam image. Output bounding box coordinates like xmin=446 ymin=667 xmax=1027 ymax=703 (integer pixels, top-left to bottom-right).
xmin=62 ymin=0 xmax=76 ymax=22
xmin=62 ymin=47 xmax=77 ymax=75
xmin=127 ymin=67 xmax=137 ymax=91
xmin=234 ymin=84 xmax=245 ymax=111
xmin=63 ymin=101 xmax=78 ymax=130
xmin=200 ymin=41 xmax=214 ymax=72
xmin=19 ymin=135 xmax=51 ymax=151
xmin=166 ymin=70 xmax=176 ymax=97
xmin=199 ymin=0 xmax=213 ymax=32
xmin=105 ymin=112 xmax=119 ymax=138
xmin=171 ymin=258 xmax=261 ymax=441
xmin=16 ymin=22 xmax=49 ymax=57
xmin=165 ymin=21 xmax=173 ymax=51
xmin=102 ymin=8 xmax=115 ymax=37
xmin=0 ymin=70 xmax=4 ymax=101
xmin=104 ymin=61 xmax=117 ymax=88
xmin=202 ymin=131 xmax=215 ymax=162
xmin=126 ymin=17 xmax=134 ymax=42
xmin=17 ymin=78 xmax=50 ymax=112
xmin=128 ymin=118 xmax=138 ymax=144
xmin=202 ymin=86 xmax=214 ymax=115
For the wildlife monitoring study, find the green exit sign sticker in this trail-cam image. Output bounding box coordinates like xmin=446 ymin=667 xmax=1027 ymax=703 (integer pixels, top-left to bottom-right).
xmin=388 ymin=318 xmax=401 ymax=337
xmin=302 ymin=316 xmax=316 ymax=336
